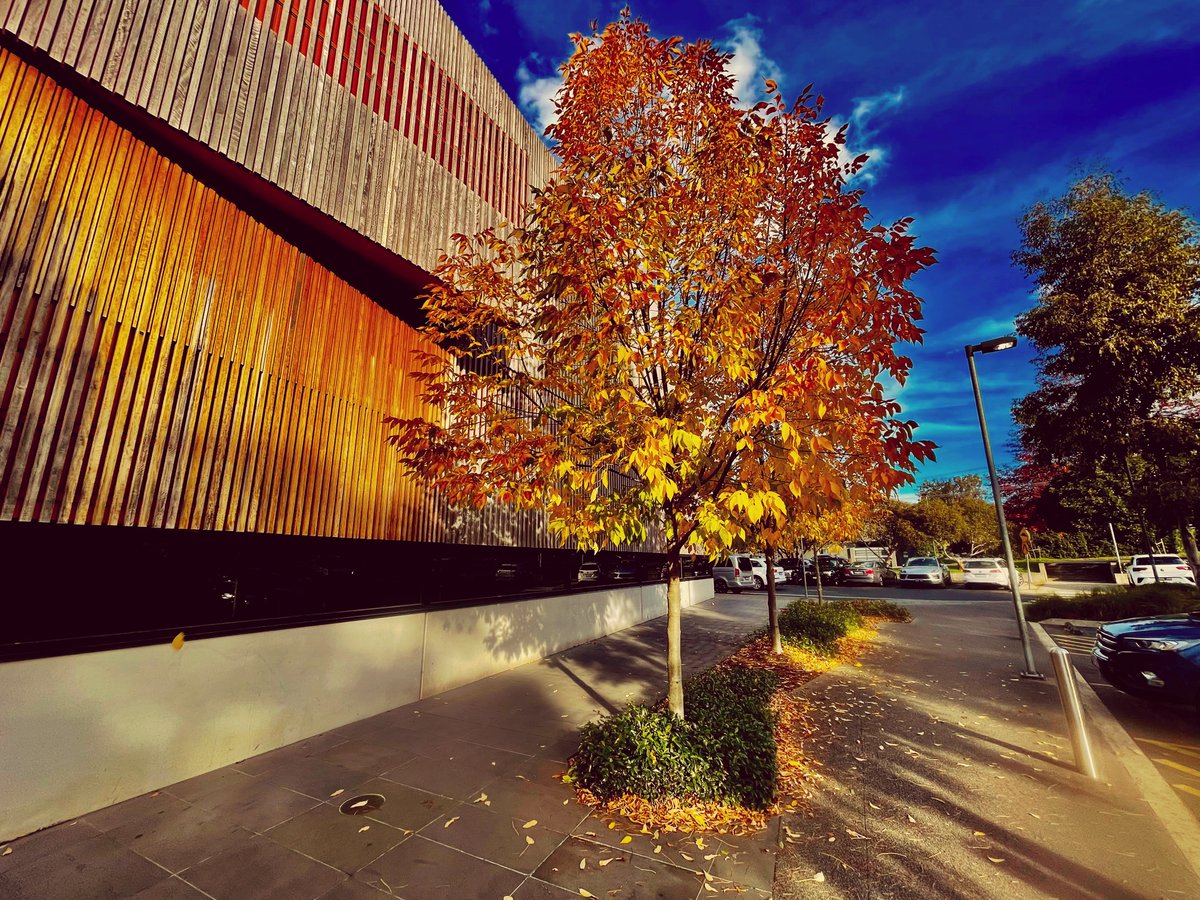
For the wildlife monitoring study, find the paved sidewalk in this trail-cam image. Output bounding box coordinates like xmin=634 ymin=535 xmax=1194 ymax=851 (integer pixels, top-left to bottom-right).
xmin=773 ymin=599 xmax=1200 ymax=899
xmin=0 ymin=594 xmax=777 ymax=900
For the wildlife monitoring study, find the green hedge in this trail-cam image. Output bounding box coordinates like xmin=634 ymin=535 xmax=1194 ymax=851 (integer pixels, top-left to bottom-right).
xmin=778 ymin=600 xmax=863 ymax=655
xmin=570 ymin=667 xmax=779 ymax=809
xmin=1027 ymin=583 xmax=1200 ymax=622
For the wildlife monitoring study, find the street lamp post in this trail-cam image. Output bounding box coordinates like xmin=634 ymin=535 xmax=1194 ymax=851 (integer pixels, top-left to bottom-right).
xmin=966 ymin=336 xmax=1043 ymax=679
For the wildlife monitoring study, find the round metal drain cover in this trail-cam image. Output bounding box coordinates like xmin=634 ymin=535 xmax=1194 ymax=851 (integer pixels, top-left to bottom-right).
xmin=339 ymin=793 xmax=385 ymax=815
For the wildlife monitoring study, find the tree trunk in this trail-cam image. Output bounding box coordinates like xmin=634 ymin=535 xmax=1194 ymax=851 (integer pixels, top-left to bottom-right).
xmin=666 ymin=547 xmax=685 ymax=720
xmin=1181 ymin=518 xmax=1200 ymax=595
xmin=765 ymin=546 xmax=783 ymax=654
xmin=814 ymin=555 xmax=824 ymax=603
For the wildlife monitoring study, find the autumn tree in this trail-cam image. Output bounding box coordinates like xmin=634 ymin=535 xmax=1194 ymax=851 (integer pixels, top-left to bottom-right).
xmin=386 ymin=15 xmax=934 ymax=719
xmin=1011 ymin=171 xmax=1200 ymax=571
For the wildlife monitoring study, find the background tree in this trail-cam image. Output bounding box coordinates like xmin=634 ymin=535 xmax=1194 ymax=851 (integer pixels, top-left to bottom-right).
xmin=1010 ymin=171 xmax=1200 ymax=573
xmin=386 ymin=15 xmax=935 ymax=719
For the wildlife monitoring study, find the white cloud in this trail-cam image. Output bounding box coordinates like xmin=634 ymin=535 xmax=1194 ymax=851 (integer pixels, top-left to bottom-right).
xmin=826 ymin=86 xmax=906 ymax=184
xmin=720 ymin=18 xmax=784 ymax=109
xmin=516 ymin=60 xmax=563 ymax=135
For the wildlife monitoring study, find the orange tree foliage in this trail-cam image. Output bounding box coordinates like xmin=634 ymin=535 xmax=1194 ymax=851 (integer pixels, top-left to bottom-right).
xmin=385 ymin=14 xmax=934 ymax=718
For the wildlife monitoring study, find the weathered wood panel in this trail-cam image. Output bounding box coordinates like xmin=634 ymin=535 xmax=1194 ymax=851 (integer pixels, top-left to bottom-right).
xmin=0 ymin=47 xmax=551 ymax=545
xmin=2 ymin=0 xmax=554 ymax=276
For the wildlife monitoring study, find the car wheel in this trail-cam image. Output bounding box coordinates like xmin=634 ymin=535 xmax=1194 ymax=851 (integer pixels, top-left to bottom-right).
xmin=715 ymin=578 xmax=728 ymax=594
xmin=753 ymin=576 xmax=765 ymax=590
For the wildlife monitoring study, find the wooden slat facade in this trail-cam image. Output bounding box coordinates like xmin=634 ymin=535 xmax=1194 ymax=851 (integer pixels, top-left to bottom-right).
xmin=0 ymin=0 xmax=553 ymax=276
xmin=0 ymin=42 xmax=550 ymax=545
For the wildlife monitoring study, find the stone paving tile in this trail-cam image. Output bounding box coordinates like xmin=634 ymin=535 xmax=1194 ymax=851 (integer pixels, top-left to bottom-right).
xmin=424 ymin=801 xmax=568 ymax=874
xmin=702 ymin=827 xmax=779 ymax=895
xmin=0 ymin=818 xmax=96 ymax=868
xmin=509 ymin=876 xmax=582 ymax=898
xmin=233 ymin=733 xmax=350 ymax=777
xmin=575 ymin=812 xmax=707 ymax=873
xmin=358 ymin=834 xmax=525 ymax=900
xmin=163 ymin=767 xmax=256 ymax=805
xmin=82 ymin=790 xmax=190 ymax=833
xmin=380 ymin=753 xmax=495 ymax=802
xmin=263 ymin=803 xmax=409 ymax=875
xmin=533 ymin=835 xmax=703 ymax=900
xmin=314 ymin=876 xmax=392 ymax=899
xmin=127 ymin=875 xmax=215 ymax=898
xmin=178 ymin=833 xmax=346 ymax=899
xmin=0 ymin=831 xmax=171 ymax=900
xmin=474 ymin=772 xmax=591 ymax=836
xmin=183 ymin=772 xmax=322 ymax=834
xmin=333 ymin=777 xmax=456 ymax=832
xmin=260 ymin=755 xmax=370 ymax=801
xmin=105 ymin=802 xmax=253 ymax=874
xmin=416 ymin=737 xmax=531 ymax=777
xmin=311 ymin=738 xmax=417 ymax=777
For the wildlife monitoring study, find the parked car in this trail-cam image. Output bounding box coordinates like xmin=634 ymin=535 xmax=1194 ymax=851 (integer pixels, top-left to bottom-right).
xmin=899 ymin=557 xmax=951 ymax=588
xmin=746 ymin=557 xmax=787 ymax=590
xmin=1126 ymin=555 xmax=1196 ymax=587
xmin=1093 ymin=611 xmax=1200 ymax=713
xmin=961 ymin=558 xmax=1010 ymax=590
xmin=576 ymin=562 xmax=601 ymax=583
xmin=816 ymin=555 xmax=850 ymax=585
xmin=713 ymin=556 xmax=757 ymax=594
xmin=842 ymin=563 xmax=883 ymax=587
xmin=609 ymin=560 xmax=639 ymax=582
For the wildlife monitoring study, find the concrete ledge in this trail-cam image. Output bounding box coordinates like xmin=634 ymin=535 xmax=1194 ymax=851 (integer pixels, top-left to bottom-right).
xmin=1029 ymin=622 xmax=1200 ymax=883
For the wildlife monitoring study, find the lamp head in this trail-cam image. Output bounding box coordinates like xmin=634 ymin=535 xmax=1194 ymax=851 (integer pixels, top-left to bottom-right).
xmin=967 ymin=335 xmax=1018 ymax=355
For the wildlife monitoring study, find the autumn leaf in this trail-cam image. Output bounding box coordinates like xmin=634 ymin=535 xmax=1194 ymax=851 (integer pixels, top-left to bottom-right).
xmin=329 ymin=789 xmax=344 ymax=798
xmin=444 ymin=817 xmax=459 ymax=828
xmin=988 ymin=857 xmax=1006 ymax=864
xmin=170 ymin=632 xmax=185 ymax=651
xmin=358 ymin=825 xmax=370 ymax=833
xmin=523 ymin=820 xmax=537 ymax=829
xmin=620 ymin=836 xmax=632 ymax=845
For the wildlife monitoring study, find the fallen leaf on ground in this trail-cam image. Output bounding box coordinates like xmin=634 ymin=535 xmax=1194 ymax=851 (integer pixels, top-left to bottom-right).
xmin=523 ymin=820 xmax=538 ymax=828
xmin=620 ymin=836 xmax=632 ymax=845
xmin=813 ymin=872 xmax=825 ymax=883
xmin=579 ymin=890 xmax=595 ymax=898
xmin=579 ymin=859 xmax=586 ymax=869
xmin=444 ymin=817 xmax=459 ymax=828
xmin=358 ymin=825 xmax=370 ymax=833
xmin=988 ymin=857 xmax=1006 ymax=864
xmin=599 ymin=858 xmax=613 ymax=867
xmin=526 ymin=836 xmax=535 ymax=845
xmin=474 ymin=793 xmax=488 ymax=804
xmin=329 ymin=789 xmax=344 ymax=798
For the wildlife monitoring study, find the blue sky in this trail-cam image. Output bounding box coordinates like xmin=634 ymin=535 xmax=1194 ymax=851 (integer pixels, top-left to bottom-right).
xmin=443 ymin=0 xmax=1200 ymax=498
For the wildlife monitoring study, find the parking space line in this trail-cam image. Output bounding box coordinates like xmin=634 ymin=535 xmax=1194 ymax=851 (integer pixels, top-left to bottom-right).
xmin=1154 ymin=758 xmax=1200 ymax=779
xmin=1139 ymin=738 xmax=1200 ymax=762
xmin=1175 ymin=784 xmax=1200 ymax=799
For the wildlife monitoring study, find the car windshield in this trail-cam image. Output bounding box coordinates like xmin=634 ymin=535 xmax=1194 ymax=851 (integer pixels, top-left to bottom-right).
xmin=1132 ymin=556 xmax=1185 ymax=566
xmin=907 ymin=558 xmax=935 ymax=567
xmin=964 ymin=560 xmax=1001 ymax=569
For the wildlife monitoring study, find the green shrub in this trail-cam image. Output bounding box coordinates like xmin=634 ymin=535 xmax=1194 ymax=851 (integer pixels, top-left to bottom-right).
xmin=1026 ymin=584 xmax=1200 ymax=622
xmin=778 ymin=600 xmax=863 ymax=655
xmin=684 ymin=668 xmax=779 ymax=809
xmin=570 ymin=667 xmax=779 ymax=810
xmin=842 ymin=598 xmax=912 ymax=622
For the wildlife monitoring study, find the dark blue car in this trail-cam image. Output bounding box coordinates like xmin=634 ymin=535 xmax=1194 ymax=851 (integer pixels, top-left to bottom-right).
xmin=1093 ymin=611 xmax=1200 ymax=715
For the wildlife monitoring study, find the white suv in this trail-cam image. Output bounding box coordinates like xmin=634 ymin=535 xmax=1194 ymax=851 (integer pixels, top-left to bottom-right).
xmin=747 ymin=557 xmax=787 ymax=590
xmin=1126 ymin=555 xmax=1196 ymax=586
xmin=713 ymin=556 xmax=757 ymax=594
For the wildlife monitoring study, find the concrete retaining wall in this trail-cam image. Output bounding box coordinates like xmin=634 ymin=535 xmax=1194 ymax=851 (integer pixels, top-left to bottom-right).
xmin=0 ymin=579 xmax=711 ymax=841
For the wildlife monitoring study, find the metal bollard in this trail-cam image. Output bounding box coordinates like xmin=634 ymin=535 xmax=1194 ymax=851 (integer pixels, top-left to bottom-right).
xmin=1050 ymin=647 xmax=1099 ymax=779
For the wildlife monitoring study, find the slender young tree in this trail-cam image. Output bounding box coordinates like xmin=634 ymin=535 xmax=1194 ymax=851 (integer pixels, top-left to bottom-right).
xmin=386 ymin=15 xmax=934 ymax=719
